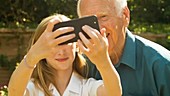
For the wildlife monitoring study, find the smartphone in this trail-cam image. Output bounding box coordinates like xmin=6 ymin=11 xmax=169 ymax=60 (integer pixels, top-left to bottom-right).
xmin=53 ymin=15 xmax=100 ymax=45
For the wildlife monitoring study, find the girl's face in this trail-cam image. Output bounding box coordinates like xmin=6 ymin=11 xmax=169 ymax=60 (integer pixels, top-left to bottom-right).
xmin=46 ymin=43 xmax=76 ymax=71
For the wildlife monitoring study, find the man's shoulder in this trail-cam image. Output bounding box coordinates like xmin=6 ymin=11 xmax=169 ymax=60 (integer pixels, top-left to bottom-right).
xmin=135 ymin=35 xmax=169 ymax=52
xmin=134 ymin=35 xmax=170 ymax=62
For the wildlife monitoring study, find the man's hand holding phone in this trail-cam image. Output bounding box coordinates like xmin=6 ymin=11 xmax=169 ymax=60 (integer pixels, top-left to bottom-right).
xmin=77 ymin=22 xmax=110 ymax=70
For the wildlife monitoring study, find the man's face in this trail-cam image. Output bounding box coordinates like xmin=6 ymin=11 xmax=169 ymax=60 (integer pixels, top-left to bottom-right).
xmin=78 ymin=0 xmax=128 ymax=57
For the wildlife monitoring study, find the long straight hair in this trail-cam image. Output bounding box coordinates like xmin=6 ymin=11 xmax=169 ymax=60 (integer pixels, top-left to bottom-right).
xmin=27 ymin=14 xmax=88 ymax=96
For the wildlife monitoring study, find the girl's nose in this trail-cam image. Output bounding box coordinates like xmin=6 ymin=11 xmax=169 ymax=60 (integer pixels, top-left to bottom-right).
xmin=57 ymin=49 xmax=66 ymax=56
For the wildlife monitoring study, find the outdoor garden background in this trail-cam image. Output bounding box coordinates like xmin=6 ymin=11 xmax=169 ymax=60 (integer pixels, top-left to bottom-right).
xmin=0 ymin=0 xmax=170 ymax=95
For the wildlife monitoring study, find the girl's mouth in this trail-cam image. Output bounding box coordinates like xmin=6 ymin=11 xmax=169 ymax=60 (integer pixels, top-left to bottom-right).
xmin=56 ymin=57 xmax=69 ymax=62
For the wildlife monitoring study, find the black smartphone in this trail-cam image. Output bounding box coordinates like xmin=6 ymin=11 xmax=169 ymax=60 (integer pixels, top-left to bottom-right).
xmin=53 ymin=15 xmax=100 ymax=45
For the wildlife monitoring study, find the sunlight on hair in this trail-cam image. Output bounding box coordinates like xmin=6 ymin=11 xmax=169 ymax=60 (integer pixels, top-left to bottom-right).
xmin=114 ymin=0 xmax=127 ymax=16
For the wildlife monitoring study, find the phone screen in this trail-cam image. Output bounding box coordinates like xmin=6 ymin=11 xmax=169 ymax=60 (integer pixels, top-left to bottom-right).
xmin=53 ymin=15 xmax=100 ymax=45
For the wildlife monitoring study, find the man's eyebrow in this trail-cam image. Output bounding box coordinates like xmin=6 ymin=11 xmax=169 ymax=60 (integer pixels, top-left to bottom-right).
xmin=97 ymin=12 xmax=108 ymax=18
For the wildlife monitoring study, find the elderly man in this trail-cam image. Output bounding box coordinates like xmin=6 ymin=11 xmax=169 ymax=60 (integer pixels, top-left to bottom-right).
xmin=77 ymin=0 xmax=170 ymax=96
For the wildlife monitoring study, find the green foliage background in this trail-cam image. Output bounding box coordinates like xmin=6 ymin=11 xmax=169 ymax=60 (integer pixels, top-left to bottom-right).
xmin=0 ymin=0 xmax=77 ymax=28
xmin=0 ymin=0 xmax=169 ymax=32
xmin=128 ymin=0 xmax=170 ymax=34
xmin=129 ymin=0 xmax=170 ymax=24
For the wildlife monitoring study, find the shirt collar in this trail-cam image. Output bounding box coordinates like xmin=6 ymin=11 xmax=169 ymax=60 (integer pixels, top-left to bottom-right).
xmin=66 ymin=71 xmax=82 ymax=94
xmin=116 ymin=29 xmax=136 ymax=70
xmin=49 ymin=71 xmax=83 ymax=95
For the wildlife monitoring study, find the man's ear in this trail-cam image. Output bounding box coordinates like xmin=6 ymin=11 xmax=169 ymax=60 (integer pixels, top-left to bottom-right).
xmin=123 ymin=6 xmax=130 ymax=27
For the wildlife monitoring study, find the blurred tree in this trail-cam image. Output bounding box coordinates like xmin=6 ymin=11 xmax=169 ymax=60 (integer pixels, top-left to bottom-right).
xmin=128 ymin=0 xmax=170 ymax=24
xmin=0 ymin=0 xmax=77 ymax=28
xmin=0 ymin=0 xmax=169 ymax=28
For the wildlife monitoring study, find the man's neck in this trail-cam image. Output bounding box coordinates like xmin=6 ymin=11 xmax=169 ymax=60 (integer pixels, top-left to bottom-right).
xmin=110 ymin=38 xmax=125 ymax=65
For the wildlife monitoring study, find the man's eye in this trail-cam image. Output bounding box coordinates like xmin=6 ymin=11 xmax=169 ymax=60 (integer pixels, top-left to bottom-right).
xmin=100 ymin=15 xmax=107 ymax=21
xmin=101 ymin=15 xmax=107 ymax=18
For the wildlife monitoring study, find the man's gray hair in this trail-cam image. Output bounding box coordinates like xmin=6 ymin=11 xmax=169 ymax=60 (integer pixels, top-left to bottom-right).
xmin=114 ymin=0 xmax=127 ymax=16
xmin=77 ymin=0 xmax=127 ymax=17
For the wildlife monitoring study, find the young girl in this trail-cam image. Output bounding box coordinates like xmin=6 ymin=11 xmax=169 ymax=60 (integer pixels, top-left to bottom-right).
xmin=8 ymin=14 xmax=122 ymax=96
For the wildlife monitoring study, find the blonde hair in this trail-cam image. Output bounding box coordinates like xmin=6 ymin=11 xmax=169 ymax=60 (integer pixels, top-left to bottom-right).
xmin=77 ymin=0 xmax=127 ymax=17
xmin=27 ymin=14 xmax=88 ymax=96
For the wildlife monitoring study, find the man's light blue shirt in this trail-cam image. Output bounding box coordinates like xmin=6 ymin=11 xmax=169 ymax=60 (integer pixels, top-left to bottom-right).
xmin=86 ymin=29 xmax=170 ymax=96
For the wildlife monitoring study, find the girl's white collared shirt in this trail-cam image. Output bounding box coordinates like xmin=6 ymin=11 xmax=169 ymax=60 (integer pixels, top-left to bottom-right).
xmin=25 ymin=72 xmax=103 ymax=96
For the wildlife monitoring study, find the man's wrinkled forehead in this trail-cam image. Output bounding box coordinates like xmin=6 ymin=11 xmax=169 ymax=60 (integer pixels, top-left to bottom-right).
xmin=78 ymin=0 xmax=113 ymax=16
xmin=79 ymin=0 xmax=111 ymax=7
